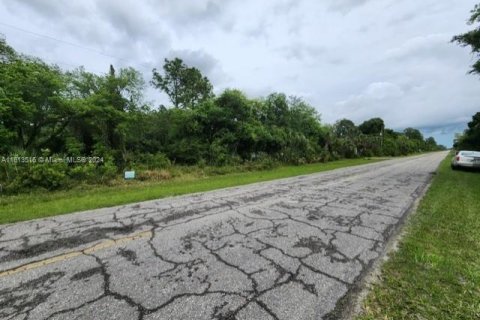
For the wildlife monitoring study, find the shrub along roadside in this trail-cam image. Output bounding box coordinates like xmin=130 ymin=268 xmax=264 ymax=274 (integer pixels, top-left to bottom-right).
xmin=0 ymin=157 xmax=384 ymax=224
xmin=0 ymin=38 xmax=445 ymax=196
xmin=357 ymin=156 xmax=480 ymax=320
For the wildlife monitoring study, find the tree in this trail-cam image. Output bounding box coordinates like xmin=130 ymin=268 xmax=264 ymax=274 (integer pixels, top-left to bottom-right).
xmin=456 ymin=112 xmax=480 ymax=150
xmin=1 ymin=36 xmax=440 ymax=194
xmin=0 ymin=56 xmax=76 ymax=152
xmin=425 ymin=137 xmax=438 ymax=151
xmin=0 ymin=36 xmax=16 ymax=63
xmin=384 ymin=128 xmax=399 ymax=139
xmin=215 ymin=89 xmax=252 ymax=124
xmin=358 ymin=117 xmax=384 ymax=135
xmin=262 ymin=93 xmax=290 ymax=127
xmin=333 ymin=119 xmax=359 ymax=138
xmin=288 ymin=96 xmax=323 ymax=137
xmin=332 ymin=119 xmax=360 ymax=158
xmin=452 ymin=4 xmax=480 ymax=75
xmin=151 ymin=58 xmax=213 ymax=109
xmin=65 ymin=65 xmax=145 ymax=164
xmin=403 ymin=127 xmax=424 ymax=141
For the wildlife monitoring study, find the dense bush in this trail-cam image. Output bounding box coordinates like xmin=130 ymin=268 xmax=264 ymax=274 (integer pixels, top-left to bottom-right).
xmin=0 ymin=155 xmax=118 ymax=194
xmin=454 ymin=112 xmax=480 ymax=151
xmin=3 ymin=161 xmax=68 ymax=193
xmin=133 ymin=153 xmax=171 ymax=170
xmin=0 ymin=38 xmax=445 ymax=194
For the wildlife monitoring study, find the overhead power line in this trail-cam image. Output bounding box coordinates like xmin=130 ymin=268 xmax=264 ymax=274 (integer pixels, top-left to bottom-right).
xmin=0 ymin=22 xmax=154 ymax=73
xmin=0 ymin=22 xmax=123 ymax=61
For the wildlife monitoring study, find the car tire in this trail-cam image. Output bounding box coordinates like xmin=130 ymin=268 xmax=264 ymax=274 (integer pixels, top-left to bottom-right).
xmin=451 ymin=164 xmax=457 ymax=170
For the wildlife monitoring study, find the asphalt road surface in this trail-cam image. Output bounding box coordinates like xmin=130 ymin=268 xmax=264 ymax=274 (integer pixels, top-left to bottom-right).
xmin=0 ymin=152 xmax=447 ymax=320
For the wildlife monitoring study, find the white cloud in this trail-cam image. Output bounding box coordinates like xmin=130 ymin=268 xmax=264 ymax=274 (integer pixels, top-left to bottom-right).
xmin=364 ymin=82 xmax=404 ymax=100
xmin=334 ymin=82 xmax=405 ymax=125
xmin=385 ymin=33 xmax=452 ymax=61
xmin=327 ymin=0 xmax=371 ymax=14
xmin=166 ymin=49 xmax=230 ymax=86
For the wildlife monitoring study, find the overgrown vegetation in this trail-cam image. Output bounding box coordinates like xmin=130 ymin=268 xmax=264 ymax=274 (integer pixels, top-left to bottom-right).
xmin=0 ymin=38 xmax=445 ymax=194
xmin=357 ymin=156 xmax=480 ymax=320
xmin=0 ymin=158 xmax=383 ymax=224
xmin=454 ymin=112 xmax=480 ymax=151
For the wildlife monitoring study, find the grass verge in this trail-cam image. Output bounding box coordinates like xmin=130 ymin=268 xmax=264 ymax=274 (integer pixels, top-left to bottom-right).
xmin=0 ymin=158 xmax=383 ymax=225
xmin=357 ymin=157 xmax=480 ymax=320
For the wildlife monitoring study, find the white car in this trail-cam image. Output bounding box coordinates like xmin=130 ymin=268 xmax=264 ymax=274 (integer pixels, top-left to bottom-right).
xmin=451 ymin=150 xmax=480 ymax=169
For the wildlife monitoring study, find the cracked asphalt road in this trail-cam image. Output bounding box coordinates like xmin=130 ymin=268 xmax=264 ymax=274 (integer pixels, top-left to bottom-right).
xmin=0 ymin=152 xmax=447 ymax=320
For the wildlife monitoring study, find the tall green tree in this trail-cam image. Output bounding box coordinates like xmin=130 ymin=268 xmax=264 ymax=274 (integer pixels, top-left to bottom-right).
xmin=66 ymin=65 xmax=145 ymax=164
xmin=0 ymin=38 xmax=17 ymax=152
xmin=0 ymin=36 xmax=16 ymax=63
xmin=425 ymin=137 xmax=438 ymax=151
xmin=262 ymin=93 xmax=290 ymax=127
xmin=452 ymin=4 xmax=480 ymax=75
xmin=332 ymin=119 xmax=360 ymax=158
xmin=403 ymin=127 xmax=424 ymax=141
xmin=151 ymin=58 xmax=213 ymax=109
xmin=456 ymin=112 xmax=480 ymax=150
xmin=358 ymin=117 xmax=384 ymax=135
xmin=0 ymin=55 xmax=76 ymax=152
xmin=333 ymin=119 xmax=359 ymax=139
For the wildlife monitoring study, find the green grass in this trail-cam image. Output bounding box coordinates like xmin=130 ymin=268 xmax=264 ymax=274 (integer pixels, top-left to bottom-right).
xmin=0 ymin=158 xmax=383 ymax=225
xmin=358 ymin=156 xmax=480 ymax=320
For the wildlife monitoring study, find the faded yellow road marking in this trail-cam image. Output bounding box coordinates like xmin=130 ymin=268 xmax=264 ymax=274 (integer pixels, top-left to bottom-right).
xmin=0 ymin=230 xmax=152 ymax=278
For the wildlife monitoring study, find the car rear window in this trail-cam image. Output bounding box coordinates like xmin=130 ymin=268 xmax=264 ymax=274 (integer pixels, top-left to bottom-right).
xmin=460 ymin=151 xmax=480 ymax=157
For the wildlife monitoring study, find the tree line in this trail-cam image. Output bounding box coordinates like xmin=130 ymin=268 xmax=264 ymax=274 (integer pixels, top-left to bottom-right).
xmin=0 ymin=38 xmax=444 ymax=193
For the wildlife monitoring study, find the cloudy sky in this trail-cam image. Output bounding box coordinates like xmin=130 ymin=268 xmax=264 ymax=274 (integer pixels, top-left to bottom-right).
xmin=1 ymin=0 xmax=479 ymax=146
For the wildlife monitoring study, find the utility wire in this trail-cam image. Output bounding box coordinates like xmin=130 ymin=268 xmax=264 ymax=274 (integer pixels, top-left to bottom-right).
xmin=0 ymin=21 xmax=154 ymax=73
xmin=0 ymin=22 xmax=126 ymax=62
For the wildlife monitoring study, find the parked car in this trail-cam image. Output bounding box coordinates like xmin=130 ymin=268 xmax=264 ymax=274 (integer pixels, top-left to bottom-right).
xmin=451 ymin=150 xmax=480 ymax=170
